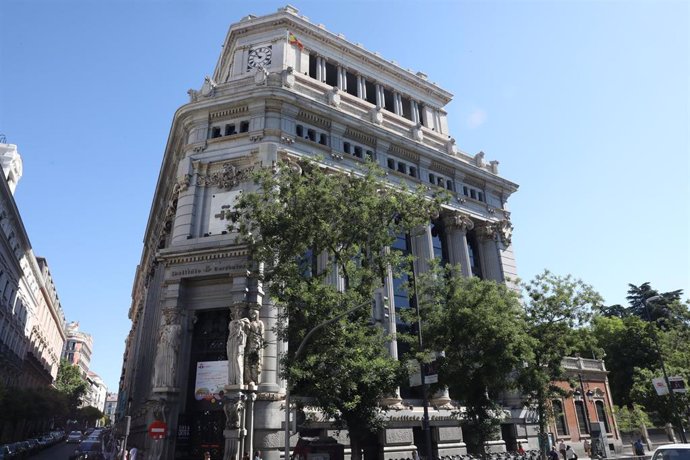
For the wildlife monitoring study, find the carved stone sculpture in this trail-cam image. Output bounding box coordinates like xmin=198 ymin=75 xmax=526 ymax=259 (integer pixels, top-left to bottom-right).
xmin=224 ymin=395 xmax=245 ymax=429
xmin=244 ymin=309 xmax=264 ymax=386
xmin=152 ymin=309 xmax=181 ymax=389
xmin=227 ymin=308 xmax=250 ymax=386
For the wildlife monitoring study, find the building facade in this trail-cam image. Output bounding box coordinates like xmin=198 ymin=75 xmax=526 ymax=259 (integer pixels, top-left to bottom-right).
xmin=62 ymin=321 xmax=93 ymax=377
xmin=118 ymin=7 xmax=520 ymax=460
xmin=0 ymin=139 xmax=66 ymax=388
xmin=104 ymin=392 xmax=118 ymax=424
xmin=84 ymin=370 xmax=108 ymax=413
xmin=550 ymin=357 xmax=623 ymax=457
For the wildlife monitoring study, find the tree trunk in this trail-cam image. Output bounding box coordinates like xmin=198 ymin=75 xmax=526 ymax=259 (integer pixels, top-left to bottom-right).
xmin=350 ymin=436 xmax=362 ymax=460
xmin=538 ymin=390 xmax=548 ymax=460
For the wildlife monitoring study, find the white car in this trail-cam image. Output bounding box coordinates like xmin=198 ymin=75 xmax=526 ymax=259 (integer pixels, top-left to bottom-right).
xmin=650 ymin=444 xmax=690 ymax=460
xmin=66 ymin=431 xmax=83 ymax=443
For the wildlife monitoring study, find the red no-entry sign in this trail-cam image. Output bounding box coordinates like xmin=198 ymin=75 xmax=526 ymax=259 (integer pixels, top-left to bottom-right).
xmin=148 ymin=420 xmax=168 ymax=439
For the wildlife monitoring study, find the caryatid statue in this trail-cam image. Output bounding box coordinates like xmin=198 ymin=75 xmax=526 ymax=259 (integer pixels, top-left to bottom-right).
xmin=152 ymin=308 xmax=181 ymax=389
xmin=244 ymin=309 xmax=265 ymax=386
xmin=227 ymin=307 xmax=250 ymax=386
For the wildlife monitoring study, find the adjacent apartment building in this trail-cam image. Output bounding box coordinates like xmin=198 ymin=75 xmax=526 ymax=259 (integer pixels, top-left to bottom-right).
xmin=0 ymin=138 xmax=66 ymax=388
xmin=118 ymin=7 xmax=520 ymax=460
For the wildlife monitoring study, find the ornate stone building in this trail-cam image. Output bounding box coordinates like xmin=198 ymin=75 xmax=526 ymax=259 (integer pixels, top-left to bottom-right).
xmin=0 ymin=139 xmax=66 ymax=389
xmin=117 ymin=6 xmax=521 ymax=460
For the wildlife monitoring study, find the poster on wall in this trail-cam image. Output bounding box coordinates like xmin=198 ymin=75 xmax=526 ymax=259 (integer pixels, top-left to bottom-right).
xmin=195 ymin=361 xmax=228 ymax=401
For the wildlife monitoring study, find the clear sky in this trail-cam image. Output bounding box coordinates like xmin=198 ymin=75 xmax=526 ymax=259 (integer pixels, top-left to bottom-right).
xmin=1 ymin=0 xmax=688 ymax=393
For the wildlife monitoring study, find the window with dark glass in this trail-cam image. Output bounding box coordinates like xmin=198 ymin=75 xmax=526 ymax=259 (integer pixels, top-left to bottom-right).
xmin=575 ymin=400 xmax=590 ymax=434
xmin=553 ymin=400 xmax=568 ymax=436
xmin=431 ymin=222 xmax=448 ymax=264
xmin=239 ymin=121 xmax=249 ymax=133
xmin=401 ymin=95 xmax=412 ymax=120
xmin=211 ymin=127 xmax=221 ymax=139
xmin=383 ymin=88 xmax=395 ymax=112
xmin=296 ymin=125 xmax=304 ymax=138
xmin=387 ymin=158 xmax=395 ymax=170
xmin=308 ymin=53 xmax=317 ymax=79
xmin=418 ymin=104 xmax=425 ymax=126
xmin=325 ymin=61 xmax=337 ymax=86
xmin=364 ymin=79 xmax=376 ymax=105
xmin=225 ymin=124 xmax=236 ymax=136
xmin=595 ymin=401 xmax=610 ymax=433
xmin=345 ymin=71 xmax=357 ymax=97
xmin=319 ymin=133 xmax=328 ymax=146
xmin=343 ymin=142 xmax=351 ymax=154
xmin=467 ymin=230 xmax=483 ymax=278
xmin=408 ymin=166 xmax=417 ymax=178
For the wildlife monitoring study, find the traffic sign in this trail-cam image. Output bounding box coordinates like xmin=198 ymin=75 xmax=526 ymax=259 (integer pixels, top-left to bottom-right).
xmin=148 ymin=420 xmax=168 ymax=439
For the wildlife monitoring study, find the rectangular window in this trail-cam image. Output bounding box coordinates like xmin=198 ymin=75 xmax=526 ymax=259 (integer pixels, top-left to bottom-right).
xmin=397 ymin=162 xmax=407 ymax=174
xmin=354 ymin=146 xmax=362 ymax=158
xmin=409 ymin=166 xmax=417 ymax=178
xmin=446 ymin=180 xmax=454 ymax=191
xmin=211 ymin=127 xmax=221 ymax=139
xmin=239 ymin=121 xmax=249 ymax=133
xmin=383 ymin=88 xmax=395 ymax=112
xmin=401 ymin=95 xmax=412 ymax=120
xmin=308 ymin=53 xmax=317 ymax=79
xmin=345 ymin=71 xmax=357 ymax=97
xmin=418 ymin=104 xmax=425 ymax=126
xmin=319 ymin=133 xmax=328 ymax=146
xmin=325 ymin=61 xmax=337 ymax=86
xmin=296 ymin=125 xmax=304 ymax=137
xmin=307 ymin=129 xmax=316 ymax=142
xmin=387 ymin=158 xmax=395 ymax=170
xmin=553 ymin=400 xmax=568 ymax=436
xmin=225 ymin=124 xmax=236 ymax=136
xmin=364 ymin=79 xmax=376 ymax=105
xmin=343 ymin=142 xmax=351 ymax=154
xmin=365 ymin=150 xmax=374 ymax=161
xmin=575 ymin=400 xmax=590 ymax=434
xmin=429 ymin=173 xmax=435 ymax=184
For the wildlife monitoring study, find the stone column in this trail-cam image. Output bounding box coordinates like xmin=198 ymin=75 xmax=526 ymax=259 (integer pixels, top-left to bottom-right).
xmin=171 ymin=166 xmax=195 ymax=244
xmin=477 ymin=223 xmax=504 ymax=282
xmin=315 ymin=56 xmax=323 ymax=82
xmin=412 ymin=101 xmax=420 ymax=124
xmin=376 ymin=84 xmax=384 ymax=108
xmin=357 ymin=75 xmax=365 ymax=99
xmin=410 ymin=224 xmax=433 ymax=274
xmin=442 ymin=214 xmax=474 ymax=277
xmin=337 ymin=66 xmax=344 ymax=90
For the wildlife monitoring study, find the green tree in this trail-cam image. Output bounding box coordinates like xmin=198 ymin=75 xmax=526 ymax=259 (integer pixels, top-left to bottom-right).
xmin=55 ymin=360 xmax=87 ymax=416
xmin=518 ymin=271 xmax=602 ymax=459
xmin=77 ymin=406 xmax=105 ymax=428
xmin=418 ymin=264 xmax=533 ymax=457
xmin=233 ymin=159 xmax=445 ymax=459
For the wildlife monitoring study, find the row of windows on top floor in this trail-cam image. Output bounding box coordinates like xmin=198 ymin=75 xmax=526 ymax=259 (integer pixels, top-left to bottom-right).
xmin=308 ymin=53 xmax=427 ymax=126
xmin=552 ymin=398 xmax=611 ymax=437
xmin=295 ymin=124 xmax=487 ymax=200
xmin=209 ymin=121 xmax=250 ymax=139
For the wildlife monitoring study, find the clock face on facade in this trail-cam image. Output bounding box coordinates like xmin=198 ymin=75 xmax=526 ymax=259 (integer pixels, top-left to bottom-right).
xmin=247 ymin=46 xmax=272 ymax=70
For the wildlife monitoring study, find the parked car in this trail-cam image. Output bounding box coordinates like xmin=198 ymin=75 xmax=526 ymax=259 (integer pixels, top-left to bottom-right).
xmin=650 ymin=444 xmax=690 ymax=460
xmin=0 ymin=444 xmax=11 ymax=460
xmin=70 ymin=440 xmax=104 ymax=460
xmin=67 ymin=431 xmax=83 ymax=443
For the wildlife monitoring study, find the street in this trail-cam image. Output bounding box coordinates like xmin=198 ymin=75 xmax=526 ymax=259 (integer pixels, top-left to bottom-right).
xmin=29 ymin=441 xmax=89 ymax=460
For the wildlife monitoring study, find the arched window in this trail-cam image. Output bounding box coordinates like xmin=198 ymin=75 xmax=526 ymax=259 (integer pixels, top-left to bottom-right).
xmin=595 ymin=400 xmax=611 ymax=433
xmin=552 ymin=400 xmax=567 ymax=436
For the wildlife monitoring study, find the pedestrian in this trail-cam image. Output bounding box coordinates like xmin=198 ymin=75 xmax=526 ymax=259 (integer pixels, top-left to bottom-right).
xmin=243 ymin=452 xmax=250 ymax=460
xmin=583 ymin=439 xmax=591 ymax=458
xmin=254 ymin=451 xmax=263 ymax=460
xmin=566 ymin=446 xmax=577 ymax=460
xmin=204 ymin=452 xmax=212 ymax=460
xmin=518 ymin=442 xmax=526 ymax=456
xmin=634 ymin=438 xmax=645 ymax=459
xmin=549 ymin=446 xmax=560 ymax=460
xmin=559 ymin=440 xmax=567 ymax=460
xmin=129 ymin=445 xmax=138 ymax=460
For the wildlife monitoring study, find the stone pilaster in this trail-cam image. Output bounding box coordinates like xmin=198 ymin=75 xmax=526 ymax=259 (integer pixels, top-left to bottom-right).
xmin=477 ymin=223 xmax=504 ymax=282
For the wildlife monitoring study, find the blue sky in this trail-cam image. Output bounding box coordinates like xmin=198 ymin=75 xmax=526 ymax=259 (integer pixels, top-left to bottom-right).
xmin=1 ymin=0 xmax=688 ymax=392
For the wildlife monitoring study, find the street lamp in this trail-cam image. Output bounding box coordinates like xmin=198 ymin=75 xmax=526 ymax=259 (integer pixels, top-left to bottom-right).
xmin=283 ymin=299 xmax=374 ymax=460
xmin=642 ymin=295 xmax=687 ymax=443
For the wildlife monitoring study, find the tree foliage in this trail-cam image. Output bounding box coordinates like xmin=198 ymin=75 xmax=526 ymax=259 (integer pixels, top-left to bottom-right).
xmin=518 ymin=271 xmax=602 ymax=457
xmin=55 ymin=359 xmax=88 ymax=416
xmin=234 ymin=159 xmax=445 ymax=456
xmin=418 ymin=264 xmax=533 ymax=457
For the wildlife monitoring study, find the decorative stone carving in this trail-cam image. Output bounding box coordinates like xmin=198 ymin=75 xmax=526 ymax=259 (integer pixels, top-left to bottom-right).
xmin=227 ymin=307 xmax=250 ymax=386
xmin=328 ymin=87 xmax=341 ymax=107
xmin=412 ymin=124 xmax=423 ymax=142
xmin=446 ymin=137 xmax=457 ymax=155
xmin=254 ymin=65 xmax=269 ymax=86
xmin=443 ymin=213 xmax=474 ymax=232
xmin=201 ymin=75 xmax=217 ymax=97
xmin=244 ymin=309 xmax=265 ymax=386
xmin=224 ymin=394 xmax=246 ymax=429
xmin=187 ymin=89 xmax=200 ymax=103
xmin=151 ymin=308 xmax=182 ymax=389
xmin=370 ymin=106 xmax=384 ymax=125
xmin=474 ymin=151 xmax=486 ymax=167
xmin=489 ymin=160 xmax=499 ymax=174
xmin=173 ymin=174 xmax=191 ymax=195
xmin=495 ymin=219 xmax=513 ymax=245
xmin=282 ymin=66 xmax=296 ymax=88
xmin=202 ymin=163 xmax=253 ymax=190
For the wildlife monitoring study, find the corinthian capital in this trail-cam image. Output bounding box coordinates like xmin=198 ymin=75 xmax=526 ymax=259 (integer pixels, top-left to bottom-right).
xmin=443 ymin=213 xmax=474 ymax=232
